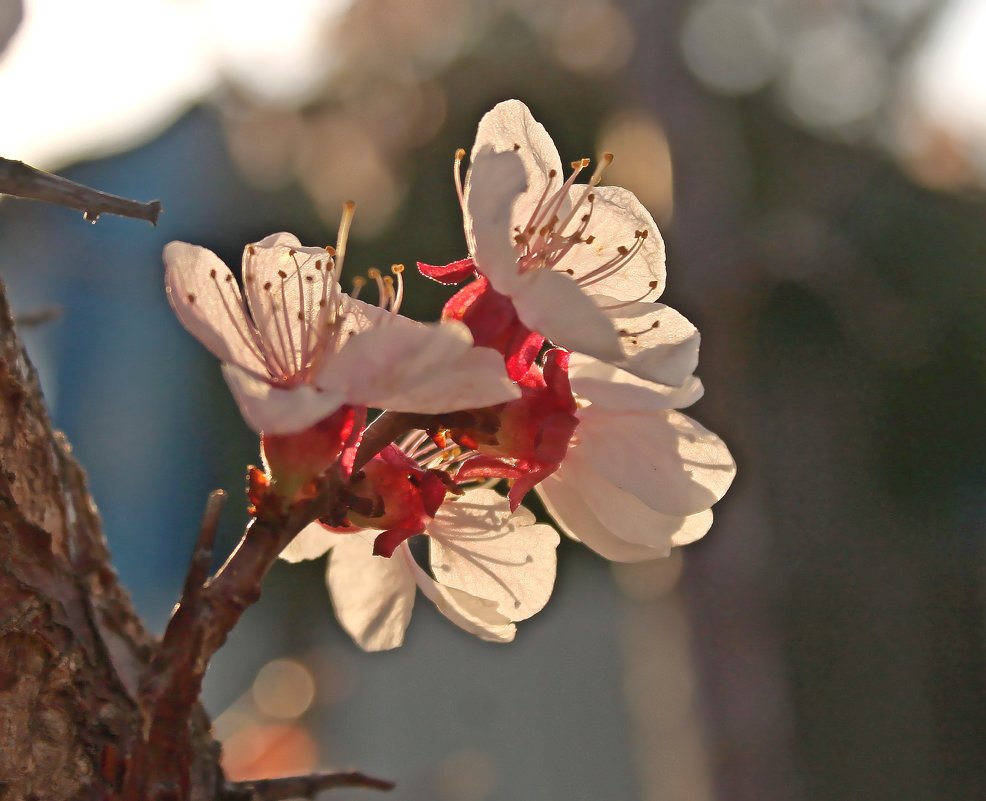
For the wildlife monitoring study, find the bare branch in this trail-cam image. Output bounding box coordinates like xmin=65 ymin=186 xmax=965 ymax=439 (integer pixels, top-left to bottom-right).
xmin=13 ymin=305 xmax=62 ymax=328
xmin=0 ymin=156 xmax=162 ymax=225
xmin=222 ymin=771 xmax=395 ymax=801
xmin=183 ymin=489 xmax=227 ymax=602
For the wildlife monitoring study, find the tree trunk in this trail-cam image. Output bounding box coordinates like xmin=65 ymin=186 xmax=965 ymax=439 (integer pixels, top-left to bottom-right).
xmin=0 ymin=280 xmax=219 ymax=801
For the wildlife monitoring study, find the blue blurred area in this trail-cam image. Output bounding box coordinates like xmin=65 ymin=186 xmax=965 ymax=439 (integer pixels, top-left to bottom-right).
xmin=1 ymin=108 xmax=323 ymax=629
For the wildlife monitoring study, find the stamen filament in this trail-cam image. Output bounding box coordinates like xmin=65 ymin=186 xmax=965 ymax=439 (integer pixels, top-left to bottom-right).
xmin=453 ymin=148 xmax=466 ymax=211
xmin=390 ymin=264 xmax=405 ymax=314
xmin=333 ymin=201 xmax=356 ymax=281
xmin=292 ymin=252 xmax=311 ymax=369
xmin=367 ymin=268 xmax=387 ymax=308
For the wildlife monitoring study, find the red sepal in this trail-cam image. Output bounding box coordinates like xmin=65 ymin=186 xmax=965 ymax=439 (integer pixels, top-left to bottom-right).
xmin=417 ymin=257 xmax=477 ymax=284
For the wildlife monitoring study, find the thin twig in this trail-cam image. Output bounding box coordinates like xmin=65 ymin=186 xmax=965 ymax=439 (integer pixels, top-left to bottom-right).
xmin=13 ymin=305 xmax=62 ymax=328
xmin=0 ymin=156 xmax=161 ymax=224
xmin=182 ymin=489 xmax=226 ymax=602
xmin=127 ymin=490 xmax=229 ymax=801
xmin=223 ymin=771 xmax=395 ymax=801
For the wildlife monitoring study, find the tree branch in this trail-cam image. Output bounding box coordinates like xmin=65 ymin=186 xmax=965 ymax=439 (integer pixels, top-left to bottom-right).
xmin=0 ymin=157 xmax=162 ymax=224
xmin=222 ymin=771 xmax=395 ymax=801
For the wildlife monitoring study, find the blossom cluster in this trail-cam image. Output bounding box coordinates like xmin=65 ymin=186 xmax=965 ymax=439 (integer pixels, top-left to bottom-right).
xmin=164 ymin=101 xmax=735 ymax=651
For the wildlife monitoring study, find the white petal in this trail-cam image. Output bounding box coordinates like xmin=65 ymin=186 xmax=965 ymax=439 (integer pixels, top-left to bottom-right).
xmin=576 ymin=407 xmax=736 ymax=517
xmin=511 ymin=268 xmax=622 ymax=362
xmin=558 ymin=185 xmax=666 ymax=302
xmin=324 ymin=318 xmax=520 ymax=413
xmin=327 ymin=534 xmax=416 ymax=652
xmin=465 ymin=147 xmax=529 ymax=295
xmin=427 ymin=488 xmax=559 ymax=621
xmin=469 ymin=99 xmax=563 ymax=242
xmin=670 ymin=511 xmax=716 ymax=547
xmin=605 ymin=302 xmax=701 ymax=386
xmin=279 ymin=522 xmax=348 ymax=563
xmin=241 ymin=233 xmax=337 ymax=378
xmin=536 ymin=474 xmax=668 ymax=562
xmin=554 ymin=457 xmax=714 ymax=552
xmin=221 ymin=363 xmax=346 ymax=435
xmin=334 ymin=293 xmax=391 ymax=338
xmin=399 ymin=545 xmax=515 ymax=643
xmin=569 ymin=353 xmax=705 ymax=412
xmin=163 ymin=241 xmax=266 ymax=374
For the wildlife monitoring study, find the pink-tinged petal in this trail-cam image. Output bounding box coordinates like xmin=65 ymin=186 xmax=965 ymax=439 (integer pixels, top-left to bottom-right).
xmin=466 ymin=147 xmax=528 ymax=296
xmin=603 ymin=302 xmax=701 ymax=387
xmin=279 ymin=522 xmax=348 ymax=563
xmin=327 ymin=534 xmax=416 ymax=652
xmin=469 ymin=100 xmax=563 ymax=237
xmin=327 ymin=319 xmax=520 ymax=414
xmin=241 ymin=233 xmax=337 ymax=378
xmin=559 ymin=185 xmax=666 ymax=302
xmin=568 ymin=348 xmax=705 ymax=412
xmin=535 ymin=474 xmax=668 ymax=562
xmin=427 ymin=489 xmax=559 ymax=621
xmin=399 ymin=543 xmax=516 ymax=643
xmin=554 ymin=456 xmax=714 ymax=552
xmin=164 ymin=241 xmax=266 ymax=375
xmin=511 ymin=268 xmax=622 ymax=362
xmin=417 ymin=257 xmax=477 ymax=285
xmin=333 ymin=292 xmax=391 ymax=339
xmin=221 ymin=363 xmax=346 ymax=435
xmin=575 ymin=407 xmax=736 ymax=517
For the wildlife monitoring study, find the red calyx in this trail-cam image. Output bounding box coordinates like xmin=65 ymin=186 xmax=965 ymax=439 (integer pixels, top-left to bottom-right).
xmin=453 ymin=349 xmax=579 ymax=509
xmin=261 ymin=406 xmax=365 ymax=503
xmin=344 ymin=445 xmax=450 ymax=557
xmin=442 ymin=276 xmax=545 ymax=381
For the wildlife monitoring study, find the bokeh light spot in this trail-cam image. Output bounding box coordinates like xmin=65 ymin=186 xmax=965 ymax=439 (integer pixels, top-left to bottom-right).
xmin=597 ymin=111 xmax=674 ymax=223
xmin=550 ymin=0 xmax=634 ymax=75
xmin=681 ymin=0 xmax=779 ymax=95
xmin=252 ymin=658 xmax=316 ymax=720
xmin=783 ymin=21 xmax=886 ymax=132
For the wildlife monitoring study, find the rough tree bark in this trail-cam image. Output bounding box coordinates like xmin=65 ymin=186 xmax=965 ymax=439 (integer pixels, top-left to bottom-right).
xmin=0 ymin=280 xmax=220 ymax=800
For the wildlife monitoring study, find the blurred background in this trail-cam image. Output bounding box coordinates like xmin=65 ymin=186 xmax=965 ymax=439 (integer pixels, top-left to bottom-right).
xmin=1 ymin=0 xmax=984 ymax=799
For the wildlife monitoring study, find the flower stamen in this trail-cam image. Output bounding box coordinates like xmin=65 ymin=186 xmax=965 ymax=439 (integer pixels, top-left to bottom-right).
xmin=453 ymin=148 xmax=466 ymax=211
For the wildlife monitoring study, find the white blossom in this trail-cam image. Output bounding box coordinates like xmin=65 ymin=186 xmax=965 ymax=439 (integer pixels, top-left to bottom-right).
xmin=165 ymin=231 xmax=518 ymax=434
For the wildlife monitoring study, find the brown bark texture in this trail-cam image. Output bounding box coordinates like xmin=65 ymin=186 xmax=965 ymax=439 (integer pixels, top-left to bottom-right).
xmin=0 ymin=280 xmax=219 ymax=801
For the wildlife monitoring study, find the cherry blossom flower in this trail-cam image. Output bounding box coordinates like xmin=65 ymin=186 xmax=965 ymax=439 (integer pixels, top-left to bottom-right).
xmin=164 ymin=220 xmax=519 ymax=436
xmin=281 ymin=486 xmax=559 ymax=651
xmin=535 ymin=305 xmax=735 ymax=561
xmin=458 ymin=100 xmax=674 ymax=381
